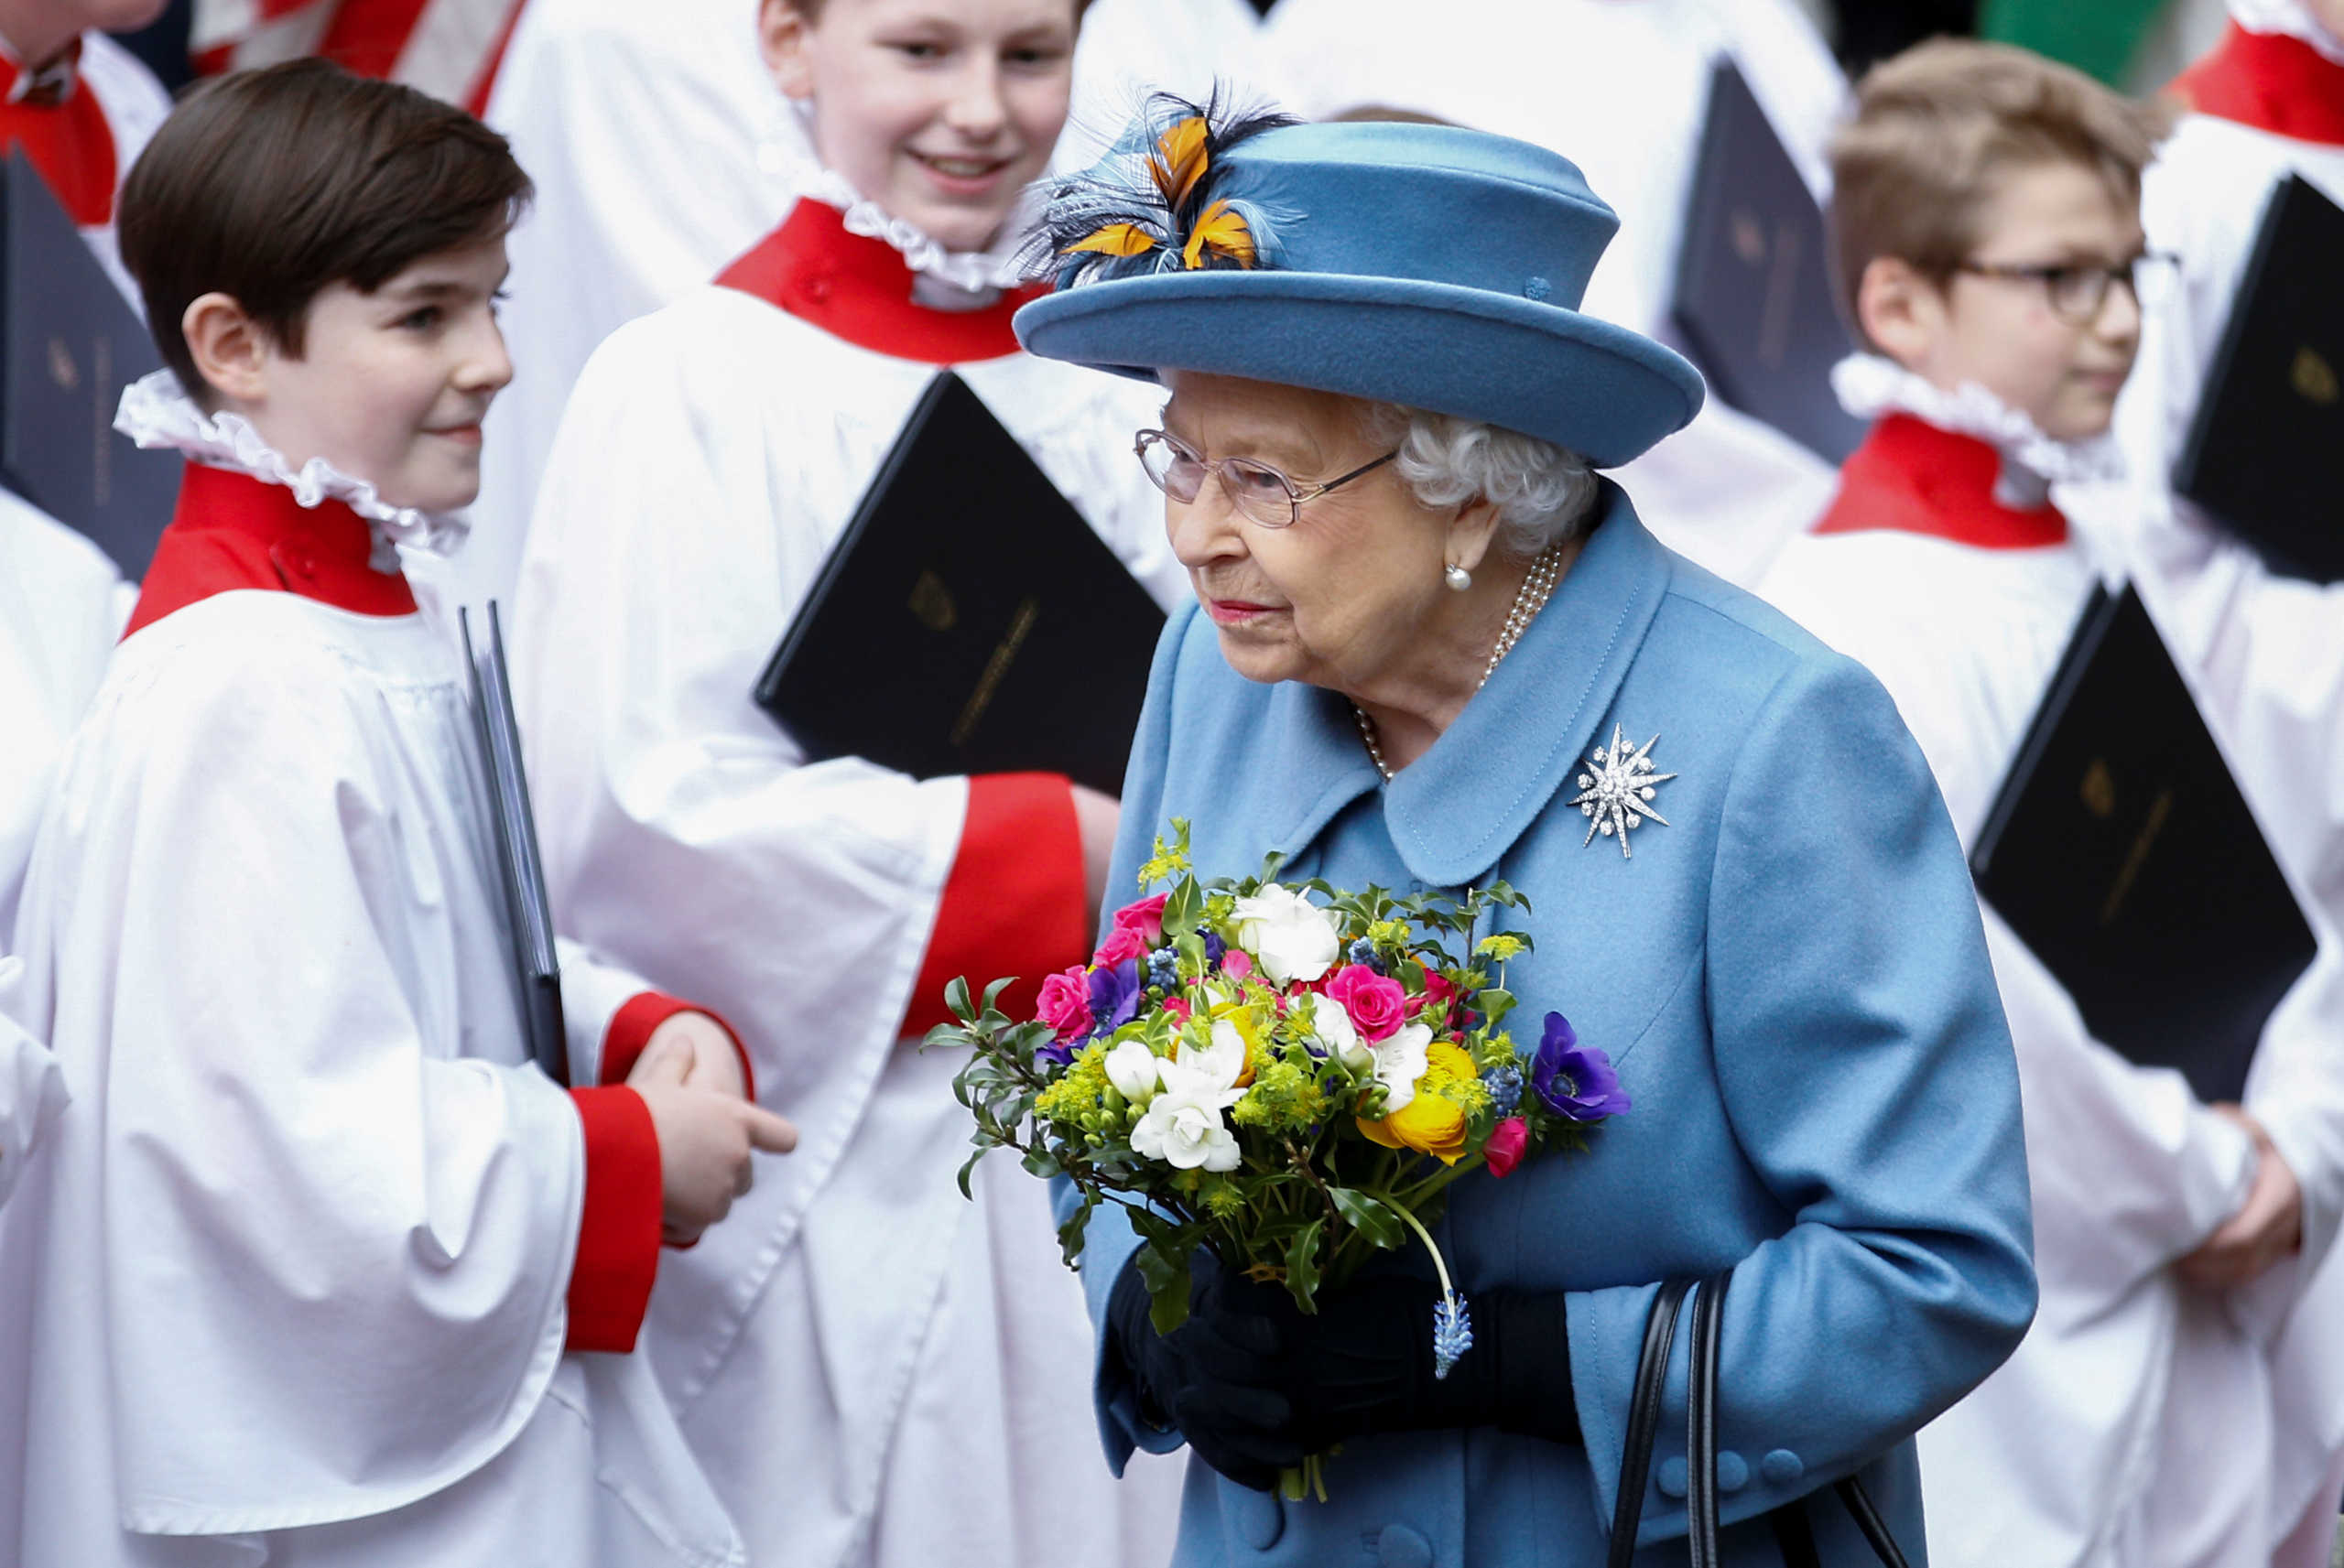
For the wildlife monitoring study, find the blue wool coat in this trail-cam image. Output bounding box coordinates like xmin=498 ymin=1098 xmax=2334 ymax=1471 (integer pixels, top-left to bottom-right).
xmin=1067 ymin=492 xmax=2036 ymax=1567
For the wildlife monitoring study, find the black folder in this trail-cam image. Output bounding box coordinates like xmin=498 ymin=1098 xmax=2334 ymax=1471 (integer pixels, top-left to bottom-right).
xmin=2172 ymin=174 xmax=2344 ymax=584
xmin=461 ymin=602 xmax=569 ymax=1087
xmin=1970 ymin=583 xmax=2317 ymax=1104
xmin=1672 ymin=58 xmax=1865 ymax=463
xmin=2 ymin=150 xmax=179 ymax=577
xmin=754 ymin=372 xmax=1165 ymax=797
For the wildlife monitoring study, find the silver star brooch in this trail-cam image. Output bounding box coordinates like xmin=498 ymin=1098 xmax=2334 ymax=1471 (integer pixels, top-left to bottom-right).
xmin=1568 ymin=724 xmax=1677 ymax=860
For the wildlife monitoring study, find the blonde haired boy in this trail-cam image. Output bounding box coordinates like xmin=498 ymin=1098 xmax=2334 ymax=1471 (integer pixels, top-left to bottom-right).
xmin=1759 ymin=38 xmax=2344 ymax=1568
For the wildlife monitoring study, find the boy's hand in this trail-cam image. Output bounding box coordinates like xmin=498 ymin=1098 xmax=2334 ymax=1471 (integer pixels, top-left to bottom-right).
xmin=629 ymin=1037 xmax=798 ymax=1245
xmin=2178 ymin=1105 xmax=2302 ymax=1291
xmin=643 ymin=1009 xmax=747 ymax=1100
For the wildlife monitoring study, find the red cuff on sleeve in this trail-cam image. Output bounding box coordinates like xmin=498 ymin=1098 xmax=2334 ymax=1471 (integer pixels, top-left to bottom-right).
xmin=565 ymin=1086 xmax=663 ymax=1353
xmin=900 ymin=773 xmax=1090 ymax=1039
xmin=602 ymin=990 xmax=756 ymax=1101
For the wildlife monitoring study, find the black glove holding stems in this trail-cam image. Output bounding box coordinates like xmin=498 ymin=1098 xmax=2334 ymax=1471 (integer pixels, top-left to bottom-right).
xmin=1107 ymin=1252 xmax=1580 ymax=1492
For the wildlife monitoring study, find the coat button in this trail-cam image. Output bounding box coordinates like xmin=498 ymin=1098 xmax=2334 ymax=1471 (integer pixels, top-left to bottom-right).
xmin=1716 ymin=1452 xmax=1749 ymax=1492
xmin=1376 ymin=1523 xmax=1433 ymax=1568
xmin=1657 ymin=1456 xmax=1688 ymax=1498
xmin=1229 ymin=1486 xmax=1282 ymax=1551
xmin=1761 ymin=1449 xmax=1804 ymax=1486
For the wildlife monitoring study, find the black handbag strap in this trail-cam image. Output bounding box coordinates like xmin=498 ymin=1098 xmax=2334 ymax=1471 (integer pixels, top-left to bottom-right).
xmin=1687 ymin=1270 xmax=1731 ymax=1568
xmin=1608 ymin=1276 xmax=1694 ymax=1568
xmin=1611 ymin=1271 xmax=1914 ymax=1567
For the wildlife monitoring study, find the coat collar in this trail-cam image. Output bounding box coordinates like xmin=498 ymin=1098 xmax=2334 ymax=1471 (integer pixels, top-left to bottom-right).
xmin=1815 ymin=416 xmax=2070 ymax=551
xmin=2173 ymin=23 xmax=2344 ymax=146
xmin=124 ymin=463 xmax=419 ymax=639
xmin=1260 ymin=484 xmax=1673 ymax=888
xmin=716 ymin=199 xmax=1046 ymax=364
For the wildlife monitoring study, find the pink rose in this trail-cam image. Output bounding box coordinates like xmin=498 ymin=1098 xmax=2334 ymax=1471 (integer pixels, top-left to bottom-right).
xmin=1111 ymin=894 xmax=1168 ymax=947
xmin=1485 ymin=1117 xmax=1529 ymax=1179
xmin=1323 ymin=963 xmax=1408 ymax=1043
xmin=1036 ymin=967 xmax=1094 ymax=1043
xmin=1092 ymin=925 xmax=1147 ymax=968
xmin=1161 ymin=996 xmax=1192 ymax=1025
xmin=1221 ymin=949 xmax=1254 ymax=983
xmin=1416 ymin=967 xmax=1460 ymax=1028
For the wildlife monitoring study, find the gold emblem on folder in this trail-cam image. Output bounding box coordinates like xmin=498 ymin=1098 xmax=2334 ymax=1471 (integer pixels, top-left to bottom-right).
xmin=47 ymin=335 xmax=79 ymax=392
xmin=908 ymin=569 xmax=958 ymax=633
xmin=2080 ymin=759 xmax=2117 ymax=820
xmin=2291 ymin=345 xmax=2339 ymax=407
xmin=1731 ymin=211 xmax=1766 ymax=268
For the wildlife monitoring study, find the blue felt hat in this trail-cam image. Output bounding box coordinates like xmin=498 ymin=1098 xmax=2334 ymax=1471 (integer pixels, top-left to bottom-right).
xmin=1013 ymin=104 xmax=1705 ymax=469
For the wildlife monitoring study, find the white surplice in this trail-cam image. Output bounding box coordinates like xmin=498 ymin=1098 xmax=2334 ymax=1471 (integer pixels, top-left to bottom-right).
xmin=511 ymin=211 xmax=1188 ymax=1568
xmin=2072 ymin=102 xmax=2344 ymax=946
xmin=0 ymin=28 xmax=168 ymax=936
xmin=450 ymin=0 xmax=1266 ymax=618
xmin=1761 ymin=371 xmax=2344 ymax=1568
xmin=1257 ymin=0 xmax=1846 ymax=589
xmin=0 ymin=417 xmax=745 ymax=1565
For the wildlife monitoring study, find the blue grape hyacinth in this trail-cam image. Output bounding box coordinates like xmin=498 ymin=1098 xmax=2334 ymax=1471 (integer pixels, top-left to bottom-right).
xmin=1432 ymin=1294 xmax=1474 ymax=1380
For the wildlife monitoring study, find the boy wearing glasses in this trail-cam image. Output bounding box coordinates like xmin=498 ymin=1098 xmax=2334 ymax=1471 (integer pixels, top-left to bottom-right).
xmin=1760 ymin=38 xmax=2344 ymax=1568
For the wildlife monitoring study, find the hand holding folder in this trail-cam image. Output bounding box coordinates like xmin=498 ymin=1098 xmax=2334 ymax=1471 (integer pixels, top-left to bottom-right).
xmin=754 ymin=372 xmax=1166 ymax=796
xmin=1970 ymin=583 xmax=2316 ymax=1105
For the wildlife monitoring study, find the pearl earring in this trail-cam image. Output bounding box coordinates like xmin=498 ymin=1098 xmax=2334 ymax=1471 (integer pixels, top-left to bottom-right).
xmin=1444 ymin=563 xmax=1472 ymax=591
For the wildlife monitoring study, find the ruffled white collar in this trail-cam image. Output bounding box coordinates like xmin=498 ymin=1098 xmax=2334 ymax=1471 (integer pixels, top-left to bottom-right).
xmin=114 ymin=371 xmax=470 ymax=573
xmin=1830 ymin=353 xmax=2125 ymax=509
xmin=772 ymin=106 xmax=1035 ymax=301
xmin=2229 ymin=0 xmax=2344 ymax=66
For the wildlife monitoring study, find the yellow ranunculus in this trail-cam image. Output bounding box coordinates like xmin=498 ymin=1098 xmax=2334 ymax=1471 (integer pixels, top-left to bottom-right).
xmin=1357 ymin=1042 xmax=1475 ymax=1164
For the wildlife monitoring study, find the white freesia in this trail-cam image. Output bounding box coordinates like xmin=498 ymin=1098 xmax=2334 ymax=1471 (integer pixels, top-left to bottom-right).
xmin=1129 ymin=1083 xmax=1243 ymax=1173
xmin=1371 ymin=1022 xmax=1434 ymax=1114
xmin=1307 ymin=996 xmax=1374 ymax=1073
xmin=1168 ymin=1019 xmax=1250 ymax=1095
xmin=1103 ymin=1039 xmax=1160 ymax=1104
xmin=1230 ymin=883 xmax=1341 ymax=986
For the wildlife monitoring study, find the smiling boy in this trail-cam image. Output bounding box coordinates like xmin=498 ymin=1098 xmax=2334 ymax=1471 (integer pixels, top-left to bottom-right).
xmin=1758 ymin=39 xmax=2344 ymax=1568
xmin=507 ymin=1 xmax=1187 ymax=1562
xmin=0 ymin=60 xmax=801 ymax=1568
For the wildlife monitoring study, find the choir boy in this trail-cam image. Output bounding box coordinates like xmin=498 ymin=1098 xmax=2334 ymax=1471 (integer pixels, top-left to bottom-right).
xmin=2080 ymin=0 xmax=2344 ymax=949
xmin=510 ymin=0 xmax=1186 ymax=1562
xmin=1 ymin=0 xmax=169 ymax=937
xmin=1759 ymin=40 xmax=2344 ymax=1568
xmin=450 ymin=0 xmax=1262 ymax=613
xmin=0 ymin=59 xmax=798 ymax=1567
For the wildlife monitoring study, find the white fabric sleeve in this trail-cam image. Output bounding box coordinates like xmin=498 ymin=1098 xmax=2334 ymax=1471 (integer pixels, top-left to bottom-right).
xmin=2230 ymin=945 xmax=2344 ymax=1336
xmin=30 ymin=642 xmax=583 ymax=1534
xmin=512 ymin=315 xmax=971 ymax=1291
xmin=1979 ymin=905 xmax=2258 ymax=1298
xmin=0 ymin=957 xmax=66 ymax=1211
xmin=556 ymin=936 xmax=663 ymax=1086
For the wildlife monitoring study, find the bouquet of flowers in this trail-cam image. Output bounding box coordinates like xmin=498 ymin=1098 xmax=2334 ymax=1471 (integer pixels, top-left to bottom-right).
xmin=928 ymin=821 xmax=1630 ymax=1495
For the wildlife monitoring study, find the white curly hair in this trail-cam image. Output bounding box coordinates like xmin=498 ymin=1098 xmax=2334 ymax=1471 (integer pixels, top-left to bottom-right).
xmin=1355 ymin=401 xmax=1601 ymax=556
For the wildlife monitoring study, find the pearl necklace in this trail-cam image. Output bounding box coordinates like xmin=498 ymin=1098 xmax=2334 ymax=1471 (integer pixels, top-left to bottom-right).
xmin=1352 ymin=542 xmax=1568 ymax=783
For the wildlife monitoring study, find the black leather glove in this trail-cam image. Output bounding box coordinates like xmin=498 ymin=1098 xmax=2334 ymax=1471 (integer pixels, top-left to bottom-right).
xmin=1265 ymin=1273 xmax=1580 ymax=1453
xmin=1106 ymin=1250 xmax=1309 ymax=1492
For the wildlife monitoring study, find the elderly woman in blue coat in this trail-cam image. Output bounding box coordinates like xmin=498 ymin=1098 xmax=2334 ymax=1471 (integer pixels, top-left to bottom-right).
xmin=1013 ymin=102 xmax=2035 ymax=1567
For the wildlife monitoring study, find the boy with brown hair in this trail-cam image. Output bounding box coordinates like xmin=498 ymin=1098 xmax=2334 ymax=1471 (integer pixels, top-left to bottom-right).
xmin=1760 ymin=38 xmax=2344 ymax=1568
xmin=0 ymin=59 xmax=795 ymax=1568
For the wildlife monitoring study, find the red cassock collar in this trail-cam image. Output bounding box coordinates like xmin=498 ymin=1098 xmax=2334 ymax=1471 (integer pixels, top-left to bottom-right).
xmin=1814 ymin=415 xmax=2071 ymax=551
xmin=715 ymin=199 xmax=1044 ymax=364
xmin=124 ymin=462 xmax=419 ymax=639
xmin=0 ymin=40 xmax=117 ymax=228
xmin=2172 ymin=23 xmax=2344 ymax=147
